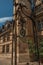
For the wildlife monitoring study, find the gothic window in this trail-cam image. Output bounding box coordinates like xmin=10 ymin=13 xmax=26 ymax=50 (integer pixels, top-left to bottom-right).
xmin=37 ymin=21 xmax=43 ymax=31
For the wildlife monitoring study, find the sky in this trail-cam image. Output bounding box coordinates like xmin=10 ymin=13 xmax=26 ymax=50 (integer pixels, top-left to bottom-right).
xmin=0 ymin=0 xmax=13 ymax=26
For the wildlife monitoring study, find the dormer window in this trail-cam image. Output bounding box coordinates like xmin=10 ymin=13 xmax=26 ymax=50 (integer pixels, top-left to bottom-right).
xmin=2 ymin=25 xmax=4 ymax=29
xmin=2 ymin=25 xmax=5 ymax=32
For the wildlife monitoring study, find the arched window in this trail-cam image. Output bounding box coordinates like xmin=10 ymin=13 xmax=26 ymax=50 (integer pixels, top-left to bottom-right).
xmin=37 ymin=20 xmax=43 ymax=31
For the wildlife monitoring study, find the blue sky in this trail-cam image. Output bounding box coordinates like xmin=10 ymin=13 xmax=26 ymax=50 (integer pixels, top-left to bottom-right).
xmin=0 ymin=0 xmax=13 ymax=26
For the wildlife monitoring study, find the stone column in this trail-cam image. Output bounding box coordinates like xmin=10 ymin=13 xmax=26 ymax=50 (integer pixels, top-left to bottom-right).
xmin=17 ymin=20 xmax=19 ymax=63
xmin=14 ymin=0 xmax=19 ymax=64
xmin=10 ymin=44 xmax=12 ymax=53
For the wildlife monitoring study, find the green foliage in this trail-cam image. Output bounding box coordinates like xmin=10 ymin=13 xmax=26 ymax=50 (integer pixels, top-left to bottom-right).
xmin=28 ymin=39 xmax=43 ymax=60
xmin=39 ymin=40 xmax=43 ymax=57
xmin=28 ymin=40 xmax=35 ymax=53
xmin=28 ymin=39 xmax=39 ymax=61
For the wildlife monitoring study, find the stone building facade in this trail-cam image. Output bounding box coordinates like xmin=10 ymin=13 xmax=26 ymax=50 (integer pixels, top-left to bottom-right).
xmin=0 ymin=0 xmax=43 ymax=64
xmin=0 ymin=21 xmax=13 ymax=58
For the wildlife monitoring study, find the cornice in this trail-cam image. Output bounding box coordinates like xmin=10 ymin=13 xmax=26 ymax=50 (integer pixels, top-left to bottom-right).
xmin=0 ymin=28 xmax=11 ymax=37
